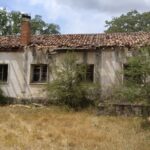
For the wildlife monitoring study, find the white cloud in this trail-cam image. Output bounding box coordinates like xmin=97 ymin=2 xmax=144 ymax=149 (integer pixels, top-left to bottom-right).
xmin=24 ymin=0 xmax=113 ymax=33
xmin=54 ymin=0 xmax=150 ymax=13
xmin=2 ymin=0 xmax=150 ymax=33
xmin=60 ymin=10 xmax=108 ymax=33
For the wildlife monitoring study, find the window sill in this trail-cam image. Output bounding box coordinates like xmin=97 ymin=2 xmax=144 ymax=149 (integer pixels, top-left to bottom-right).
xmin=0 ymin=82 xmax=8 ymax=85
xmin=30 ymin=82 xmax=48 ymax=85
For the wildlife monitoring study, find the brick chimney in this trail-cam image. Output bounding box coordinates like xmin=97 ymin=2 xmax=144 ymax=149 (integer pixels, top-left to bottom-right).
xmin=21 ymin=14 xmax=31 ymax=45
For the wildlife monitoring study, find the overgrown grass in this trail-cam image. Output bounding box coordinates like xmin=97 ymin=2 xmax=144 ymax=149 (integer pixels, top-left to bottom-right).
xmin=0 ymin=106 xmax=149 ymax=150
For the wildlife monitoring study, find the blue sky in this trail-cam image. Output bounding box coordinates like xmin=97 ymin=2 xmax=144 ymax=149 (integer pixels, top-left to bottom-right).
xmin=0 ymin=0 xmax=150 ymax=34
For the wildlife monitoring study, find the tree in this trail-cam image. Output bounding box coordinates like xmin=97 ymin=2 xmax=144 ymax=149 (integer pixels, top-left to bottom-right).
xmin=10 ymin=11 xmax=22 ymax=35
xmin=31 ymin=15 xmax=60 ymax=35
xmin=105 ymin=10 xmax=150 ymax=33
xmin=0 ymin=9 xmax=11 ymax=35
xmin=43 ymin=23 xmax=60 ymax=34
xmin=31 ymin=15 xmax=46 ymax=35
xmin=0 ymin=8 xmax=60 ymax=35
xmin=47 ymin=52 xmax=100 ymax=109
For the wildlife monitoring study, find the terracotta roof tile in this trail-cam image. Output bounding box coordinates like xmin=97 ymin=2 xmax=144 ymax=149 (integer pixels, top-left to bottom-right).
xmin=0 ymin=32 xmax=150 ymax=50
xmin=0 ymin=36 xmax=21 ymax=48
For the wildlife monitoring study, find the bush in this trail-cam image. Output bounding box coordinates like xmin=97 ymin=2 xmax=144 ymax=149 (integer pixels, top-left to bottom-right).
xmin=0 ymin=88 xmax=7 ymax=105
xmin=0 ymin=88 xmax=13 ymax=105
xmin=0 ymin=88 xmax=4 ymax=99
xmin=47 ymin=52 xmax=100 ymax=109
xmin=112 ymin=47 xmax=150 ymax=104
xmin=111 ymin=85 xmax=143 ymax=103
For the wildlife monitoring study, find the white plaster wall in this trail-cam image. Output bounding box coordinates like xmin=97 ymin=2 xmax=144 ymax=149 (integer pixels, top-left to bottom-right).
xmin=0 ymin=52 xmax=25 ymax=98
xmin=0 ymin=50 xmax=50 ymax=99
xmin=23 ymin=49 xmax=49 ymax=99
xmin=23 ymin=51 xmax=90 ymax=99
xmin=0 ymin=49 xmax=126 ymax=99
xmin=55 ymin=52 xmax=95 ymax=66
xmin=54 ymin=51 xmax=125 ymax=97
xmin=101 ymin=49 xmax=124 ymax=96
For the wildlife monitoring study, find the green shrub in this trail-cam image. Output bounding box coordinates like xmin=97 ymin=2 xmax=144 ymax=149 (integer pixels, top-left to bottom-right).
xmin=47 ymin=52 xmax=100 ymax=109
xmin=0 ymin=88 xmax=13 ymax=105
xmin=111 ymin=85 xmax=143 ymax=103
xmin=112 ymin=47 xmax=150 ymax=104
xmin=0 ymin=88 xmax=3 ymax=98
xmin=0 ymin=88 xmax=7 ymax=105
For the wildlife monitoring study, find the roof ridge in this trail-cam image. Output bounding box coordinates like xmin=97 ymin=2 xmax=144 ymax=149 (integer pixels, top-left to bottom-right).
xmin=0 ymin=31 xmax=150 ymax=38
xmin=31 ymin=31 xmax=150 ymax=37
xmin=0 ymin=32 xmax=150 ymax=50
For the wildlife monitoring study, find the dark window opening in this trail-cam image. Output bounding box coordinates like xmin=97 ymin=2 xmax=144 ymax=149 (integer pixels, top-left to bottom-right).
xmin=86 ymin=64 xmax=94 ymax=82
xmin=0 ymin=64 xmax=8 ymax=82
xmin=123 ymin=64 xmax=131 ymax=82
xmin=77 ymin=64 xmax=94 ymax=82
xmin=31 ymin=64 xmax=48 ymax=83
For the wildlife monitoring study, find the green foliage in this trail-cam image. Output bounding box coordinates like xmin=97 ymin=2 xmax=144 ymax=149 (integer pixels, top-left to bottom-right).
xmin=0 ymin=88 xmax=8 ymax=105
xmin=31 ymin=15 xmax=60 ymax=35
xmin=10 ymin=11 xmax=22 ymax=35
xmin=112 ymin=85 xmax=142 ymax=103
xmin=105 ymin=10 xmax=150 ymax=33
xmin=0 ymin=8 xmax=60 ymax=35
xmin=114 ymin=47 xmax=150 ymax=104
xmin=0 ymin=8 xmax=12 ymax=35
xmin=0 ymin=88 xmax=4 ymax=99
xmin=47 ymin=52 xmax=100 ymax=109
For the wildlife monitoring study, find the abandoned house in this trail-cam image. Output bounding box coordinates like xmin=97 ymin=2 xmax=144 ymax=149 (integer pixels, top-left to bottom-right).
xmin=0 ymin=14 xmax=150 ymax=100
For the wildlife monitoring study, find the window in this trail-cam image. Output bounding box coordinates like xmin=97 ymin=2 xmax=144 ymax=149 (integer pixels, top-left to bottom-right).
xmin=123 ymin=64 xmax=131 ymax=82
xmin=31 ymin=64 xmax=48 ymax=83
xmin=0 ymin=64 xmax=8 ymax=82
xmin=77 ymin=64 xmax=94 ymax=82
xmin=86 ymin=64 xmax=94 ymax=82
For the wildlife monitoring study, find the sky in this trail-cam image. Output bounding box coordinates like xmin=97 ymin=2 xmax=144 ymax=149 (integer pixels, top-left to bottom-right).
xmin=0 ymin=0 xmax=150 ymax=34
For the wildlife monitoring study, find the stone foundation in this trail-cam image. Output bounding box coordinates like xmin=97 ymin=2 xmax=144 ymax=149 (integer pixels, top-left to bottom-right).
xmin=98 ymin=103 xmax=150 ymax=117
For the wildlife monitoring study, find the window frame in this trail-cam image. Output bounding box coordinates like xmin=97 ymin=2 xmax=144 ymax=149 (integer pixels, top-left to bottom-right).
xmin=86 ymin=64 xmax=94 ymax=82
xmin=77 ymin=64 xmax=94 ymax=82
xmin=30 ymin=64 xmax=48 ymax=84
xmin=0 ymin=64 xmax=9 ymax=84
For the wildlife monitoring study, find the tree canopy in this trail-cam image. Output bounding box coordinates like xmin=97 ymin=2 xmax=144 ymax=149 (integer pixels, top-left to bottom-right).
xmin=105 ymin=10 xmax=150 ymax=33
xmin=0 ymin=9 xmax=60 ymax=35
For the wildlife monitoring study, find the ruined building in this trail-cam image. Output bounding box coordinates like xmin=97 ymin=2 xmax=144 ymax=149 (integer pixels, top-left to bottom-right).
xmin=0 ymin=14 xmax=150 ymax=99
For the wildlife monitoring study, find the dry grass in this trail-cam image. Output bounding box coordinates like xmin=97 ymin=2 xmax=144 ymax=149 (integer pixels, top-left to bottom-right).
xmin=0 ymin=105 xmax=149 ymax=150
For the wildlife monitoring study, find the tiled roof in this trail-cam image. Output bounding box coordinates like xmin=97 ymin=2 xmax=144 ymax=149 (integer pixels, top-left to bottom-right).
xmin=0 ymin=36 xmax=21 ymax=48
xmin=0 ymin=32 xmax=150 ymax=50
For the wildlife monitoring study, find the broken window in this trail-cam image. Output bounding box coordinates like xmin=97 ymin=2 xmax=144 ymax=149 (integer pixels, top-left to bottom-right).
xmin=0 ymin=64 xmax=8 ymax=82
xmin=31 ymin=64 xmax=48 ymax=83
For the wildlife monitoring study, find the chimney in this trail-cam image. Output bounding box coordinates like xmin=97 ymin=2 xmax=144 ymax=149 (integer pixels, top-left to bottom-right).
xmin=21 ymin=14 xmax=31 ymax=45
